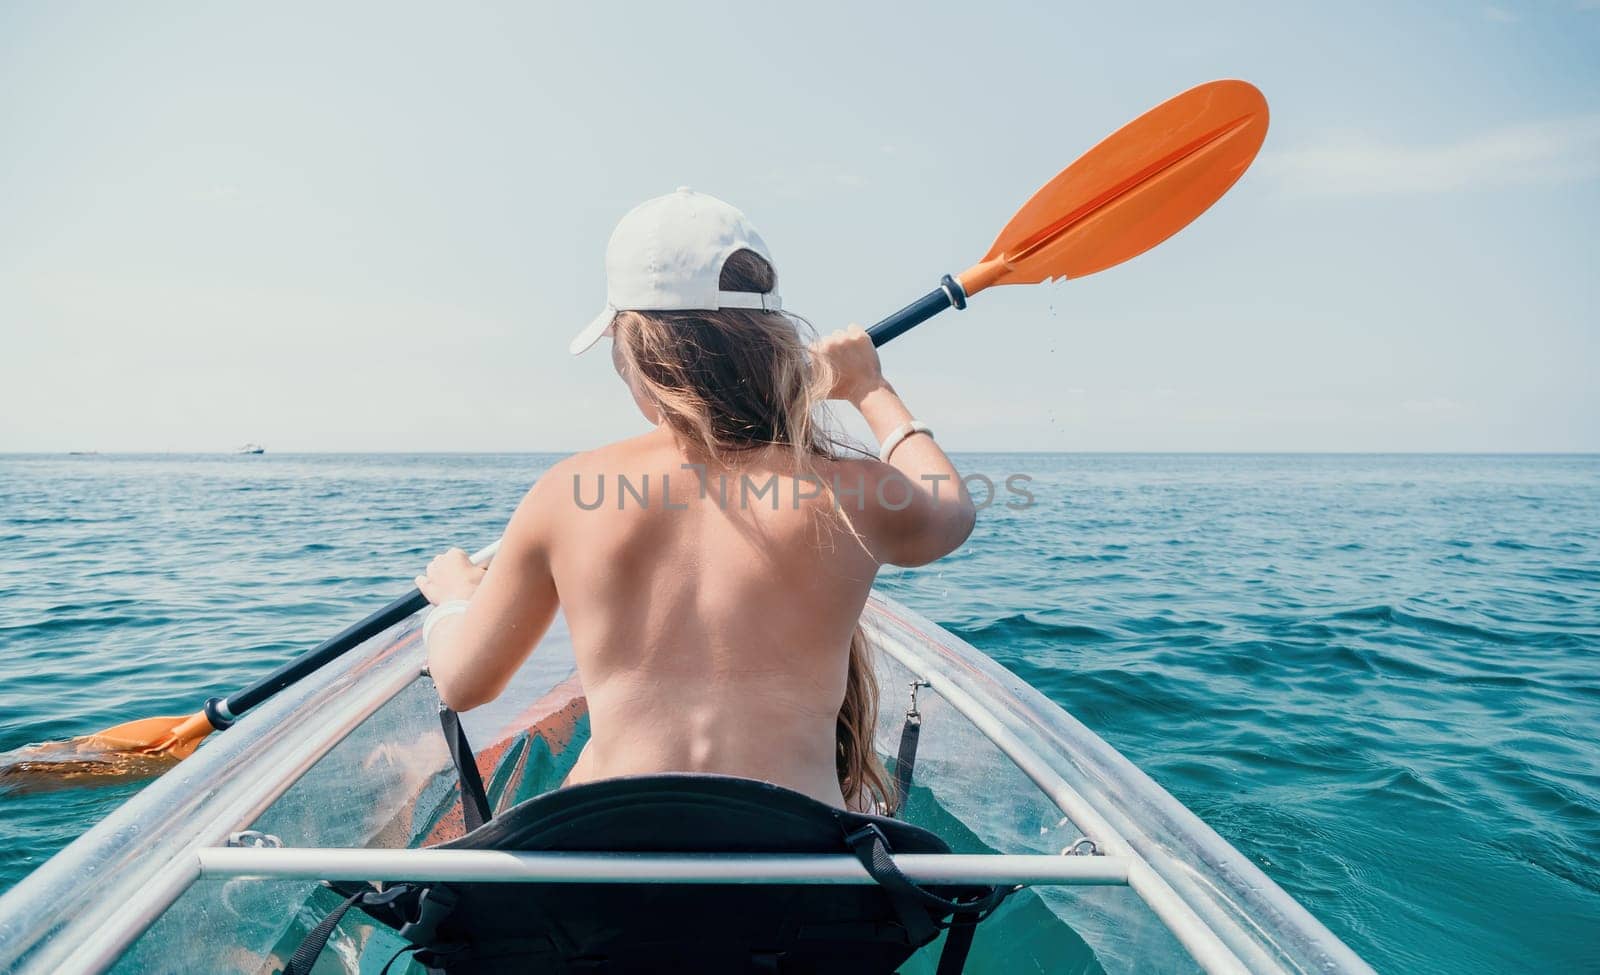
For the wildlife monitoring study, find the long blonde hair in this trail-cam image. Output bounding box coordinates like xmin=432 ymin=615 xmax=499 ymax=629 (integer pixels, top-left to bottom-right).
xmin=611 ymin=249 xmax=892 ymax=813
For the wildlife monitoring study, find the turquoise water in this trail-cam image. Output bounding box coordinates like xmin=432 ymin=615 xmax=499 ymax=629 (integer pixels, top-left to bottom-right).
xmin=2 ymin=453 xmax=1597 ymax=973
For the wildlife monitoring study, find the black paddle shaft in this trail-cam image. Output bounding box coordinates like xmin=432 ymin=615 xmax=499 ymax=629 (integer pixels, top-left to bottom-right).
xmin=865 ymin=274 xmax=968 ymax=347
xmin=204 ymin=590 xmax=429 ymax=729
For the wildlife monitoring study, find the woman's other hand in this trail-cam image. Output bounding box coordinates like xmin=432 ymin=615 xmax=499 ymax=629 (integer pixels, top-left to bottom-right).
xmin=415 ymin=548 xmax=486 ymax=605
xmin=810 ymin=325 xmax=887 ymax=404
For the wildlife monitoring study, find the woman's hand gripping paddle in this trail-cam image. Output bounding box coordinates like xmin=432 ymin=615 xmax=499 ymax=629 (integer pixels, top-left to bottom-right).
xmin=866 ymin=79 xmax=1269 ymax=345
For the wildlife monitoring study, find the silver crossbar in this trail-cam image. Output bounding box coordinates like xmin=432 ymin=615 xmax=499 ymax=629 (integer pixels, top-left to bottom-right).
xmin=199 ymin=847 xmax=1131 ymax=887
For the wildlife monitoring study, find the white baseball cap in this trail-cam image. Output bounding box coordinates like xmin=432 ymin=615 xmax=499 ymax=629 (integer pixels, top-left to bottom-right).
xmin=569 ymin=187 xmax=783 ymax=355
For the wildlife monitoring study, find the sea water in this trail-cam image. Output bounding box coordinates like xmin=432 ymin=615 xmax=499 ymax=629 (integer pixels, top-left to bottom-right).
xmin=0 ymin=453 xmax=1595 ymax=974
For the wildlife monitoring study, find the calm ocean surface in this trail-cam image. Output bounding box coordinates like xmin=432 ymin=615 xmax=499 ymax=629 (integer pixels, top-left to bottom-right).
xmin=2 ymin=453 xmax=1597 ymax=973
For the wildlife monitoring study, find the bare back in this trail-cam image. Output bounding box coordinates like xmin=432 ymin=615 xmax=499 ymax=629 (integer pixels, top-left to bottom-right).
xmin=549 ymin=430 xmax=878 ymax=806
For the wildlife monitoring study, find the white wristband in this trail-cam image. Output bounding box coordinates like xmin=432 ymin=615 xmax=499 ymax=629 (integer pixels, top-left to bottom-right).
xmin=422 ymin=599 xmax=470 ymax=648
xmin=878 ymin=420 xmax=933 ymax=464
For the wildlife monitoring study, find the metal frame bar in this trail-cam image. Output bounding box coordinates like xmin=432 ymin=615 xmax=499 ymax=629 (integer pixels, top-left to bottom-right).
xmin=200 ymin=848 xmax=1132 ymax=887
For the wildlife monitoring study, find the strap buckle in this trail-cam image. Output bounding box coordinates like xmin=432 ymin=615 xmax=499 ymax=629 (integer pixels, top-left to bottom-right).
xmin=396 ymin=885 xmax=459 ymax=944
xmin=844 ymin=822 xmax=888 ymax=853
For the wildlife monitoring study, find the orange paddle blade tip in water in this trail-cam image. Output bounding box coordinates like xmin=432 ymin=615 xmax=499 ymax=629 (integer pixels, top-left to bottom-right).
xmin=0 ymin=711 xmax=217 ymax=794
xmin=958 ymin=80 xmax=1269 ymax=296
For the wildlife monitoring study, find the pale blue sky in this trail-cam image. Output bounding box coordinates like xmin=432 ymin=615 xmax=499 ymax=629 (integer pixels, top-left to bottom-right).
xmin=1 ymin=1 xmax=1595 ymax=452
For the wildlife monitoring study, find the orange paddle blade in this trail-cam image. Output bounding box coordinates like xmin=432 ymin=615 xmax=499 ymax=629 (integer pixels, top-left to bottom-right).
xmin=959 ymin=80 xmax=1269 ymax=296
xmin=0 ymin=711 xmax=216 ymax=794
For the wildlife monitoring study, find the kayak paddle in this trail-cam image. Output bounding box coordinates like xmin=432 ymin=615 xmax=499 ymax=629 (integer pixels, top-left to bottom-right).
xmin=867 ymin=79 xmax=1268 ymax=345
xmin=1 ymin=79 xmax=1267 ymax=792
xmin=0 ymin=541 xmax=501 ymax=792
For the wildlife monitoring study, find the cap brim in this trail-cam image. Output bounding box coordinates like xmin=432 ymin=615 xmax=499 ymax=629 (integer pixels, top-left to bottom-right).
xmin=569 ymin=305 xmax=617 ymax=355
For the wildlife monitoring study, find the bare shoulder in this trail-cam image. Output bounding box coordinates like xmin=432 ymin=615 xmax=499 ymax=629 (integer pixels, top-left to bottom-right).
xmin=517 ymin=434 xmax=663 ymax=521
xmin=806 ymin=455 xmax=902 ymax=553
xmin=817 ymin=454 xmax=955 ymax=504
xmin=813 ymin=454 xmax=975 ymax=568
xmin=544 ymin=433 xmax=658 ymax=479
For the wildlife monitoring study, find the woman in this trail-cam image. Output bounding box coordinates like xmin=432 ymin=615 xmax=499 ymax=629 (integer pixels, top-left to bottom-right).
xmin=416 ymin=188 xmax=973 ymax=812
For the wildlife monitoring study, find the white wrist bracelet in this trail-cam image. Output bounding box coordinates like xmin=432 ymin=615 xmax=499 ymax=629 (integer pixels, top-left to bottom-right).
xmin=422 ymin=599 xmax=471 ymax=648
xmin=878 ymin=420 xmax=933 ymax=463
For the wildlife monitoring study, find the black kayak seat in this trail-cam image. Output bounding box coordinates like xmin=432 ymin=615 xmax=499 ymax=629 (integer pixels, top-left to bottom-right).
xmin=290 ymin=773 xmax=1007 ymax=975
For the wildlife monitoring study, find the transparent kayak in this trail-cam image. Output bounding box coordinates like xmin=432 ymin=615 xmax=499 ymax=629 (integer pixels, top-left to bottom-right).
xmin=0 ymin=595 xmax=1373 ymax=974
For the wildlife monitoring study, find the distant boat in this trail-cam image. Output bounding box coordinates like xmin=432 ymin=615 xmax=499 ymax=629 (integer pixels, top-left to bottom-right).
xmin=236 ymin=443 xmax=265 ymax=455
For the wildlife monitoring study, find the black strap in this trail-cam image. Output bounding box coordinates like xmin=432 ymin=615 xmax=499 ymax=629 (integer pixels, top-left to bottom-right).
xmin=844 ymin=823 xmax=1013 ymax=974
xmin=380 ymin=943 xmax=425 ymax=975
xmin=892 ymin=711 xmax=921 ymax=817
xmin=439 ymin=704 xmax=492 ymax=831
xmin=284 ymin=889 xmax=366 ymax=975
xmin=846 ymin=824 xmax=1008 ymax=919
xmin=936 ymin=915 xmax=981 ymax=975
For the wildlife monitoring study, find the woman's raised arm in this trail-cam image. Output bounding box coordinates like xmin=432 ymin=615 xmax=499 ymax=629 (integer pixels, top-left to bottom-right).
xmin=813 ymin=325 xmax=976 ymax=567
